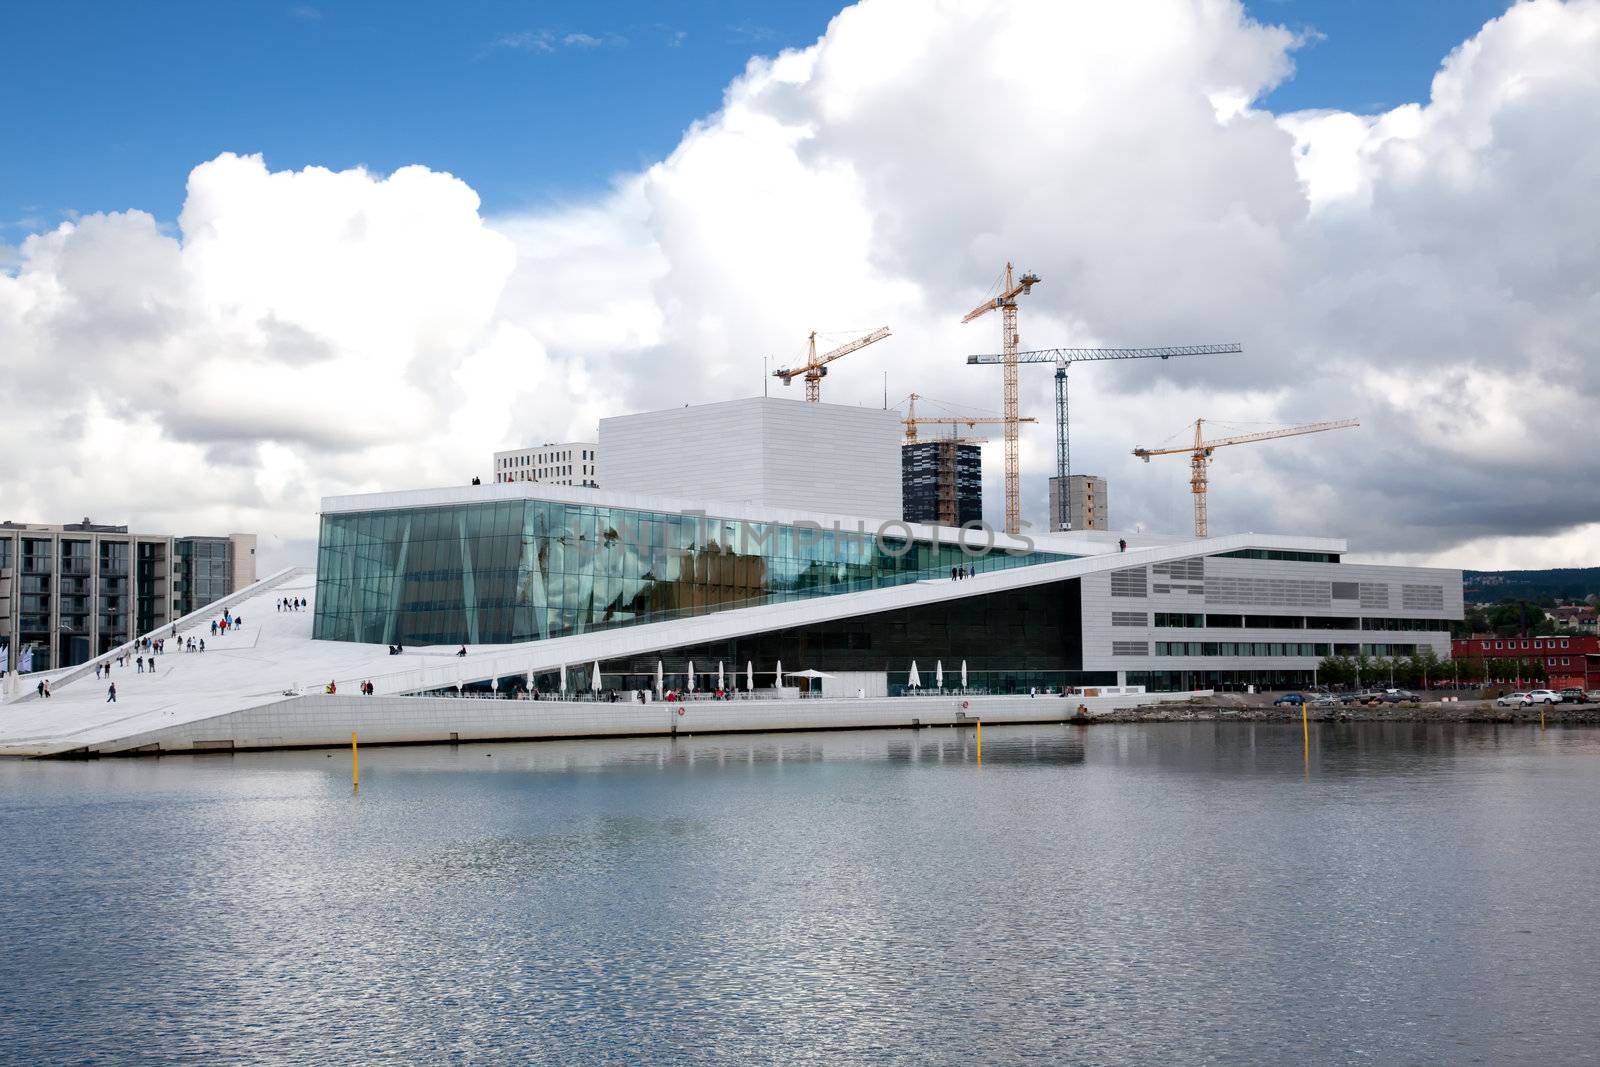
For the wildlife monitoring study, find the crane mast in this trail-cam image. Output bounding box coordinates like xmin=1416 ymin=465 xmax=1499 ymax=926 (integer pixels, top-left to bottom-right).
xmin=960 ymin=263 xmax=1039 ymax=535
xmin=1133 ymin=417 xmax=1360 ymax=537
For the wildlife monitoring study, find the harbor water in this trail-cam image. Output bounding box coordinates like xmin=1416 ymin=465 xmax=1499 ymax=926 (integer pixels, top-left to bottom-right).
xmin=2 ymin=722 xmax=1598 ymax=1064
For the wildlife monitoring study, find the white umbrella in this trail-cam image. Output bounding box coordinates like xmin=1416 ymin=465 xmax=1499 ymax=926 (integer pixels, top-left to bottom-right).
xmin=718 ymin=661 xmax=725 ymax=690
xmin=491 ymin=676 xmax=499 ymax=692
xmin=908 ymin=660 xmax=921 ymax=688
xmin=936 ymin=660 xmax=944 ymax=689
xmin=776 ymin=659 xmax=784 ymax=687
xmin=591 ymin=660 xmax=601 ymax=692
xmin=961 ymin=660 xmax=968 ymax=688
xmin=746 ymin=661 xmax=754 ymax=691
xmin=687 ymin=660 xmax=696 ymax=691
xmin=656 ymin=660 xmax=664 ymax=695
xmin=560 ymin=663 xmax=568 ymax=693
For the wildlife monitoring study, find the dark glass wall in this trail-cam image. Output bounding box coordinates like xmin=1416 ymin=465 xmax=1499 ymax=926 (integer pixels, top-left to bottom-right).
xmin=584 ymin=579 xmax=1098 ymax=695
xmin=315 ymin=499 xmax=1064 ymax=645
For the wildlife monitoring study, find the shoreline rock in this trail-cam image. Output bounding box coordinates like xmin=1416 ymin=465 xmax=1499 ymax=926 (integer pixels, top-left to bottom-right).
xmin=1096 ymin=702 xmax=1600 ymax=725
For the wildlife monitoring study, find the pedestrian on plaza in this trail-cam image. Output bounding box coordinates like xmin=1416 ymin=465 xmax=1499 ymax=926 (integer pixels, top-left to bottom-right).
xmin=1118 ymin=539 xmax=1127 ymax=552
xmin=200 ymin=639 xmax=206 ymax=653
xmin=95 ymin=663 xmax=103 ymax=680
xmin=36 ymin=681 xmax=44 ymax=698
xmin=210 ymin=620 xmax=218 ymax=637
xmin=136 ymin=656 xmax=144 ymax=674
xmin=107 ymin=683 xmax=117 ymax=703
xmin=43 ymin=680 xmax=51 ymax=698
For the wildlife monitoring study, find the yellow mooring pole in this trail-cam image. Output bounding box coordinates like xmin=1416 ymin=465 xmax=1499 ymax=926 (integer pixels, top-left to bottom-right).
xmin=975 ymin=719 xmax=982 ymax=765
xmin=352 ymin=731 xmax=359 ymax=792
xmin=1301 ymin=703 xmax=1310 ymax=766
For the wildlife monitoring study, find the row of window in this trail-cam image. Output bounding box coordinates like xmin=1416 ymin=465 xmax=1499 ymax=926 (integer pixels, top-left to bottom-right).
xmin=1144 ymin=641 xmax=1422 ymax=658
xmin=1151 ymin=642 xmax=1334 ymax=657
xmin=1214 ymin=549 xmax=1341 ymax=563
xmin=1475 ymin=639 xmax=1577 ymax=651
xmin=1115 ymin=612 xmax=1450 ymax=632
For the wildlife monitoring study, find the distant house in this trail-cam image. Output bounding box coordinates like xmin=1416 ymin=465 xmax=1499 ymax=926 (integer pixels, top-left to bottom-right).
xmin=1548 ymin=605 xmax=1599 ymax=634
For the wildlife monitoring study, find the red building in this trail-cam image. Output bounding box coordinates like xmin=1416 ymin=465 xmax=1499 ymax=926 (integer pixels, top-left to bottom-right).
xmin=1452 ymin=634 xmax=1600 ymax=690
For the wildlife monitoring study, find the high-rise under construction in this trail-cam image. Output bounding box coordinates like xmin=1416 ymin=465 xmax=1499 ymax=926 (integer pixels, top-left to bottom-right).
xmin=901 ymin=441 xmax=982 ymax=527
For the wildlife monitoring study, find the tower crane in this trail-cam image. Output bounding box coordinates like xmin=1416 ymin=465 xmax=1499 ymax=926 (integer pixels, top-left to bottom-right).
xmin=966 ymin=343 xmax=1241 ymax=532
xmin=960 ymin=263 xmax=1039 ymax=535
xmin=772 ymin=327 xmax=892 ymax=402
xmin=901 ymin=394 xmax=1034 ymax=526
xmin=1132 ymin=417 xmax=1360 ymax=538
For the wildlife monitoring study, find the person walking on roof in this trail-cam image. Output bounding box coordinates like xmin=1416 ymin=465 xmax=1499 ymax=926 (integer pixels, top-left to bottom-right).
xmin=107 ymin=683 xmax=117 ymax=703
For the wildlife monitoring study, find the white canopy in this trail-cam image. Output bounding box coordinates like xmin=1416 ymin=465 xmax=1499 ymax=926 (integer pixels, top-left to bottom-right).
xmin=936 ymin=660 xmax=944 ymax=688
xmin=687 ymin=660 xmax=696 ymax=691
xmin=718 ymin=661 xmax=725 ymax=690
xmin=789 ymin=668 xmax=834 ymax=679
xmin=908 ymin=660 xmax=921 ymax=687
xmin=775 ymin=659 xmax=784 ymax=686
xmin=591 ymin=660 xmax=602 ymax=692
xmin=656 ymin=660 xmax=664 ymax=695
xmin=961 ymin=660 xmax=968 ymax=688
xmin=559 ymin=663 xmax=567 ymax=693
xmin=746 ymin=661 xmax=754 ymax=690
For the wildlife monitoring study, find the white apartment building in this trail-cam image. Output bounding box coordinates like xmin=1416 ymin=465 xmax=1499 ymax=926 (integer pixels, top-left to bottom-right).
xmin=494 ymin=442 xmax=599 ymax=488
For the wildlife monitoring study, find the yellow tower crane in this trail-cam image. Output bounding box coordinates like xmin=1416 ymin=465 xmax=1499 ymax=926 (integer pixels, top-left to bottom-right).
xmin=902 ymin=394 xmax=1035 ymax=526
xmin=960 ymin=263 xmax=1039 ymax=535
xmin=772 ymin=327 xmax=892 ymax=402
xmin=1132 ymin=417 xmax=1360 ymax=538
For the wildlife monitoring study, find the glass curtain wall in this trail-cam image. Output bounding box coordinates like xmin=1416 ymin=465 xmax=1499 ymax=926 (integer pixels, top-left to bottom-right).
xmin=314 ymin=500 xmax=1063 ymax=645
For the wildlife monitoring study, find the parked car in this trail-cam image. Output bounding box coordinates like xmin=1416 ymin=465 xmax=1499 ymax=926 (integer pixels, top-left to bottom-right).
xmin=1559 ymin=688 xmax=1585 ymax=704
xmin=1496 ymin=692 xmax=1530 ymax=707
xmin=1340 ymin=691 xmax=1380 ymax=706
xmin=1526 ymin=689 xmax=1560 ymax=705
xmin=1309 ymin=694 xmax=1341 ymax=708
xmin=1273 ymin=692 xmax=1308 ymax=706
xmin=1375 ymin=689 xmax=1420 ymax=704
xmin=1588 ymin=690 xmax=1600 ymax=704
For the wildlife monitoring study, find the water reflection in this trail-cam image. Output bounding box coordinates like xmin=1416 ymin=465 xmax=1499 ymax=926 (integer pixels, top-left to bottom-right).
xmin=2 ymin=723 xmax=1598 ymax=1066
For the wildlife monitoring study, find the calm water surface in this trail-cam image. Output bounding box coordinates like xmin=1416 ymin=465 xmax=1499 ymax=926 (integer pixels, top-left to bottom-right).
xmin=2 ymin=723 xmax=1598 ymax=1065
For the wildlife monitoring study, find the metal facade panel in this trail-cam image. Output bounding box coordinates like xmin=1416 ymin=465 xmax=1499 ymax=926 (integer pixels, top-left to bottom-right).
xmin=598 ymin=397 xmax=902 ymax=519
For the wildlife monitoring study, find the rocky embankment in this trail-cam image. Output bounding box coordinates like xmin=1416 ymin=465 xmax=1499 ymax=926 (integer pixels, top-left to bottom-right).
xmin=1097 ymin=697 xmax=1600 ymax=725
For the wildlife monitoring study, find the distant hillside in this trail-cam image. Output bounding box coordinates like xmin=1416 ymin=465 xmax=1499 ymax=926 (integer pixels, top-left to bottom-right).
xmin=1464 ymin=568 xmax=1600 ymax=605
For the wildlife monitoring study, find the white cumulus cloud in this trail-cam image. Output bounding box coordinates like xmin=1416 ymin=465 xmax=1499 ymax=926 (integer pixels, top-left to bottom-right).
xmin=2 ymin=0 xmax=1598 ymax=573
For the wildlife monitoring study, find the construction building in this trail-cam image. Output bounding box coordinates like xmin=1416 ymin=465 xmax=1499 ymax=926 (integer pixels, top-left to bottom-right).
xmin=0 ymin=521 xmax=255 ymax=672
xmin=1048 ymin=475 xmax=1108 ymax=531
xmin=494 ymin=443 xmax=598 ymax=487
xmin=901 ymin=441 xmax=982 ymax=527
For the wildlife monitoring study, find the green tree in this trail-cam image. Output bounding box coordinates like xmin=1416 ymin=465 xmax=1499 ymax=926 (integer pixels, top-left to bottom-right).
xmin=1317 ymin=655 xmax=1354 ymax=688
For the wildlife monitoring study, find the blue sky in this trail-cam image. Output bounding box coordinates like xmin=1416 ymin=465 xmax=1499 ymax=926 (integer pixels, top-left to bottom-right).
xmin=1 ymin=0 xmax=1512 ymax=233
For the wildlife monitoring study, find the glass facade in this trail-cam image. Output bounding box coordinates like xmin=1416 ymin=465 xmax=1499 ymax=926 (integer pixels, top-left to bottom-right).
xmin=314 ymin=499 xmax=1064 ymax=645
xmin=174 ymin=537 xmax=234 ymax=617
